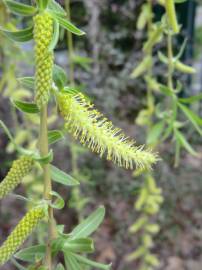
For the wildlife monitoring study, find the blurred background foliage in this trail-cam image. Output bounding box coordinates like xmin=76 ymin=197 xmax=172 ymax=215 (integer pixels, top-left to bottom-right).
xmin=0 ymin=0 xmax=202 ymax=269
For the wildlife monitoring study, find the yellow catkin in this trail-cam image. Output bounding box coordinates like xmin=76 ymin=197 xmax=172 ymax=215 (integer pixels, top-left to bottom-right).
xmin=0 ymin=156 xmax=33 ymax=199
xmin=0 ymin=208 xmax=44 ymax=266
xmin=58 ymin=93 xmax=158 ymax=170
xmin=34 ymin=11 xmax=54 ymax=107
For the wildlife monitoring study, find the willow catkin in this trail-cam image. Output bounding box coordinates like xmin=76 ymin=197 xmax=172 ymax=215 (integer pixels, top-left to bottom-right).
xmin=58 ymin=92 xmax=158 ymax=170
xmin=34 ymin=11 xmax=54 ymax=107
xmin=0 ymin=156 xmax=33 ymax=199
xmin=0 ymin=208 xmax=44 ymax=266
xmin=165 ymin=0 xmax=179 ymax=34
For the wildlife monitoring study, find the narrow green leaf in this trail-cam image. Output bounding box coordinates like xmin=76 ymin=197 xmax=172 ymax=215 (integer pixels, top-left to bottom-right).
xmin=179 ymin=94 xmax=202 ymax=104
xmin=36 ymin=0 xmax=49 ymax=10
xmin=53 ymin=65 xmax=67 ymax=89
xmin=143 ymin=24 xmax=163 ymax=52
xmin=48 ymin=0 xmax=66 ymax=15
xmin=146 ymin=121 xmax=165 ymax=145
xmin=63 ymin=238 xmax=94 ymax=253
xmin=18 ymin=77 xmax=35 ymax=89
xmin=51 ymin=165 xmax=79 ymax=186
xmin=0 ymin=120 xmax=19 ymax=150
xmin=48 ymin=130 xmax=64 ymax=145
xmin=69 ymin=206 xmax=105 ymax=239
xmin=49 ymin=11 xmax=85 ymax=36
xmin=10 ymin=258 xmax=27 ymax=270
xmin=49 ymin=190 xmax=65 ymax=209
xmin=12 ymin=100 xmax=39 ymax=114
xmin=72 ymin=253 xmax=112 ymax=270
xmin=61 ymin=86 xmax=80 ymax=95
xmin=174 ymin=129 xmax=198 ymax=156
xmin=0 ymin=25 xmax=33 ymax=42
xmin=178 ymin=103 xmax=202 ymax=135
xmin=5 ymin=0 xmax=37 ymax=16
xmin=131 ymin=55 xmax=152 ymax=78
xmin=48 ymin=20 xmax=60 ymax=51
xmin=159 ymin=84 xmax=173 ymax=96
xmin=14 ymin=245 xmax=46 ymax=263
xmin=56 ymin=264 xmax=65 ymax=270
xmin=175 ymin=0 xmax=187 ymax=3
xmin=64 ymin=253 xmax=82 ymax=270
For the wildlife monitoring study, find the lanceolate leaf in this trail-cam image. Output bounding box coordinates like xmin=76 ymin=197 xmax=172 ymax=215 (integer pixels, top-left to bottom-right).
xmin=72 ymin=253 xmax=112 ymax=270
xmin=18 ymin=77 xmax=35 ymax=89
xmin=178 ymin=103 xmax=202 ymax=135
xmin=48 ymin=130 xmax=64 ymax=145
xmin=5 ymin=0 xmax=37 ymax=16
xmin=49 ymin=11 xmax=85 ymax=36
xmin=14 ymin=245 xmax=46 ymax=263
xmin=48 ymin=20 xmax=60 ymax=51
xmin=69 ymin=206 xmax=105 ymax=239
xmin=53 ymin=65 xmax=67 ymax=89
xmin=179 ymin=93 xmax=202 ymax=104
xmin=56 ymin=264 xmax=65 ymax=270
xmin=48 ymin=0 xmax=66 ymax=15
xmin=63 ymin=238 xmax=94 ymax=253
xmin=49 ymin=191 xmax=65 ymax=210
xmin=0 ymin=120 xmax=19 ymax=150
xmin=51 ymin=165 xmax=79 ymax=186
xmin=36 ymin=0 xmax=49 ymax=10
xmin=10 ymin=258 xmax=27 ymax=270
xmin=12 ymin=100 xmax=39 ymax=114
xmin=146 ymin=121 xmax=165 ymax=145
xmin=174 ymin=129 xmax=198 ymax=156
xmin=0 ymin=26 xmax=33 ymax=42
xmin=64 ymin=253 xmax=82 ymax=270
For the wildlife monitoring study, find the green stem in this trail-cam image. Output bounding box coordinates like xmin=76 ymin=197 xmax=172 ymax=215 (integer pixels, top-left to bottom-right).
xmin=146 ymin=0 xmax=154 ymax=132
xmin=64 ymin=0 xmax=79 ymax=175
xmin=167 ymin=28 xmax=180 ymax=167
xmin=167 ymin=32 xmax=174 ymax=89
xmin=39 ymin=106 xmax=55 ymax=270
xmin=65 ymin=0 xmax=75 ymax=86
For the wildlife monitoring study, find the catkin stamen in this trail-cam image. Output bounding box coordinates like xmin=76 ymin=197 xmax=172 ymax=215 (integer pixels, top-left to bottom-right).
xmin=58 ymin=93 xmax=158 ymax=170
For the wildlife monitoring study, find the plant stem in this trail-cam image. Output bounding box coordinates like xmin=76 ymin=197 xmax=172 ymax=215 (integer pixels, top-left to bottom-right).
xmin=64 ymin=0 xmax=79 ymax=175
xmin=167 ymin=32 xmax=174 ymax=89
xmin=146 ymin=0 xmax=154 ymax=131
xmin=65 ymin=0 xmax=75 ymax=86
xmin=167 ymin=29 xmax=179 ymax=166
xmin=39 ymin=105 xmax=55 ymax=270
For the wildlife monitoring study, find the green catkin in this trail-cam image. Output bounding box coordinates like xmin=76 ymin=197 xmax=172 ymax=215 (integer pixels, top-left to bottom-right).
xmin=58 ymin=93 xmax=158 ymax=170
xmin=0 ymin=156 xmax=34 ymax=199
xmin=34 ymin=12 xmax=54 ymax=107
xmin=165 ymin=0 xmax=179 ymax=34
xmin=0 ymin=208 xmax=44 ymax=266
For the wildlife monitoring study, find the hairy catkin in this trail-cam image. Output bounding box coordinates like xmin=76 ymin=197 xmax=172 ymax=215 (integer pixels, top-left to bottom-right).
xmin=34 ymin=12 xmax=54 ymax=107
xmin=58 ymin=92 xmax=158 ymax=170
xmin=0 ymin=156 xmax=33 ymax=199
xmin=0 ymin=208 xmax=44 ymax=266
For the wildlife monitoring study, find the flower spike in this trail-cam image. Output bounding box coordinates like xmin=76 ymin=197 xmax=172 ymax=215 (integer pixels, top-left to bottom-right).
xmin=34 ymin=11 xmax=54 ymax=107
xmin=58 ymin=92 xmax=158 ymax=170
xmin=0 ymin=207 xmax=44 ymax=266
xmin=0 ymin=156 xmax=34 ymax=200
